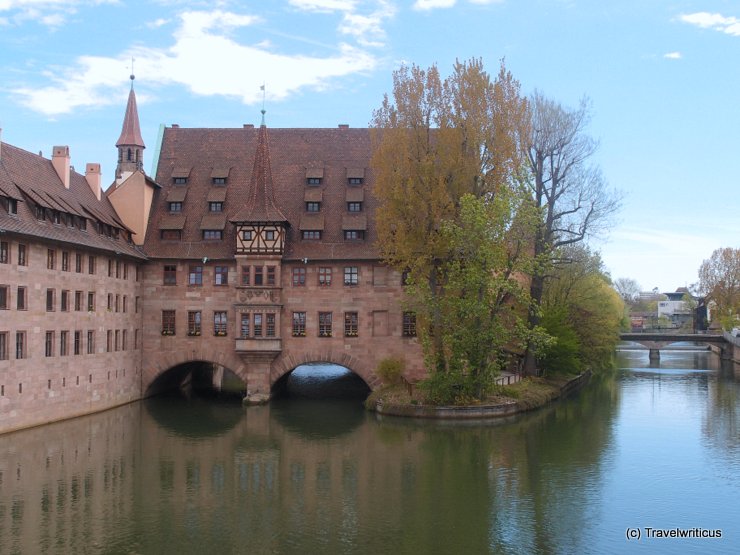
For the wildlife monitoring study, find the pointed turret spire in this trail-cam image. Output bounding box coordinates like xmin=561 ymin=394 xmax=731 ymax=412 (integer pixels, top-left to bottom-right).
xmin=115 ymin=73 xmax=145 ymax=182
xmin=231 ymin=121 xmax=288 ymax=224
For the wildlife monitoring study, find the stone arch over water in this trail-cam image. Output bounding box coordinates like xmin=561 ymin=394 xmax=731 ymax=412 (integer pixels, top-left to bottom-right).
xmin=143 ymin=348 xmax=247 ymax=396
xmin=271 ymin=350 xmax=382 ymax=392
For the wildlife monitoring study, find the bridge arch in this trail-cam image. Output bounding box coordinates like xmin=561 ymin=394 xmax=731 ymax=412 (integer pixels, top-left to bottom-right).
xmin=270 ymin=350 xmax=382 ymax=392
xmin=143 ymin=347 xmax=248 ymax=396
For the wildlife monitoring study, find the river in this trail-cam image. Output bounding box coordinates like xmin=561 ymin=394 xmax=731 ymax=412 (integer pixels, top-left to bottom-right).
xmin=0 ymin=350 xmax=738 ymax=554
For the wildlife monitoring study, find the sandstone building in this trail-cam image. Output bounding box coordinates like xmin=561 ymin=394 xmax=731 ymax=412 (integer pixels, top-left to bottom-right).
xmin=0 ymin=84 xmax=422 ymax=433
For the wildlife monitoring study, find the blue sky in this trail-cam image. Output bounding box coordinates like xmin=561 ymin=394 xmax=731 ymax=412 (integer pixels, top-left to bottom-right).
xmin=1 ymin=0 xmax=738 ymax=293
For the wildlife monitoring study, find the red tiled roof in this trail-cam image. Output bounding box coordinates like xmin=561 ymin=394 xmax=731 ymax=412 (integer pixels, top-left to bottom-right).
xmin=0 ymin=141 xmax=145 ymax=259
xmin=116 ymin=88 xmax=145 ymax=148
xmin=145 ymin=125 xmax=379 ymax=261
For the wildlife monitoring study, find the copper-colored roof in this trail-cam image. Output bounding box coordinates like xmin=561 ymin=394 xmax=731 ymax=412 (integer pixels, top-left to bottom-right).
xmin=115 ymin=88 xmax=145 ymax=148
xmin=145 ymin=125 xmax=379 ymax=261
xmin=0 ymin=141 xmax=145 ymax=259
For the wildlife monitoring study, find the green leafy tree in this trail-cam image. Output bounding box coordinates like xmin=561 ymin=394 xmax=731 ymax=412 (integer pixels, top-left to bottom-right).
xmin=370 ymin=59 xmax=535 ymax=401
xmin=539 ymin=245 xmax=623 ymax=374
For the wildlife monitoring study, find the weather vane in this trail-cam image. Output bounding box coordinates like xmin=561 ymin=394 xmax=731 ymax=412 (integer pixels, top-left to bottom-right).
xmin=260 ymin=82 xmax=266 ymax=125
xmin=129 ymin=56 xmax=136 ymax=88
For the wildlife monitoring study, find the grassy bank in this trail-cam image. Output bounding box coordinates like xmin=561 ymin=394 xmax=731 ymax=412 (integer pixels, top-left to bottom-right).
xmin=365 ymin=373 xmax=583 ymax=415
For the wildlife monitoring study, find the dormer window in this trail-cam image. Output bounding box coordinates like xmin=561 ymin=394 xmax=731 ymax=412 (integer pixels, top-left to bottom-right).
xmin=344 ymin=230 xmax=365 ymax=241
xmin=169 ymin=202 xmax=182 ymax=213
xmin=213 ymin=177 xmax=226 ymax=185
xmin=211 ymin=167 xmax=229 ymax=185
xmin=346 ymin=168 xmax=365 ymax=186
xmin=174 ymin=177 xmax=187 ymax=185
xmin=307 ymin=177 xmax=321 ymax=186
xmin=306 ymin=168 xmax=323 ymax=186
xmin=172 ymin=166 xmax=191 ymax=185
xmin=202 ymin=230 xmax=223 ymax=240
xmin=306 ymin=201 xmax=320 ymax=212
xmin=348 ymin=177 xmax=363 ymax=185
xmin=209 ymin=202 xmax=223 ymax=213
xmin=8 ymin=198 xmax=17 ymax=215
xmin=348 ymin=202 xmax=362 ymax=212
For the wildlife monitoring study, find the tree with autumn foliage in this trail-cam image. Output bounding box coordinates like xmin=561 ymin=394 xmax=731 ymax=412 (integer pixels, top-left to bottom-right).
xmin=370 ymin=58 xmax=539 ymax=402
xmin=697 ymin=247 xmax=740 ymax=330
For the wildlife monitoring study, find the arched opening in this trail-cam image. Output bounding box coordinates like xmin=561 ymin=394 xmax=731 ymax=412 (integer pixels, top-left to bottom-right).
xmin=272 ymin=363 xmax=371 ymax=400
xmin=146 ymin=360 xmax=245 ymax=402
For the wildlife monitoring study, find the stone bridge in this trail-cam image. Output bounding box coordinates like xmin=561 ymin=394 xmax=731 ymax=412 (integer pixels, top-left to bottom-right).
xmin=619 ymin=333 xmax=730 ymax=361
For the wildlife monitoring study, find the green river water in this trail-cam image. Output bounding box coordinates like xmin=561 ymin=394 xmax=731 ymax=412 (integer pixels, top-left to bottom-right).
xmin=1 ymin=349 xmax=738 ymax=554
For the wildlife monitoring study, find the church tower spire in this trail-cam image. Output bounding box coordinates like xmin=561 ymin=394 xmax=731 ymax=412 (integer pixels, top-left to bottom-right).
xmin=115 ymin=72 xmax=145 ymax=183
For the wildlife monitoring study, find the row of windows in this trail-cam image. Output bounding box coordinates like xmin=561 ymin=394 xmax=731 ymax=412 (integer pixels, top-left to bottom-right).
xmin=1 ymin=241 xmax=138 ymax=280
xmin=173 ymin=177 xmax=227 ymax=186
xmin=301 ymin=230 xmax=365 ymax=241
xmin=159 ymin=310 xmax=417 ymax=339
xmin=0 ymin=329 xmax=140 ymax=360
xmin=161 ymin=230 xmax=223 ymax=241
xmin=0 ymin=286 xmax=139 ymax=314
xmin=160 ymin=228 xmax=365 ymax=242
xmin=0 ymin=369 xmax=128 ymax=396
xmin=307 ymin=177 xmax=363 ymax=186
xmin=305 ymin=201 xmax=362 ymax=212
xmin=161 ymin=265 xmax=364 ymax=287
xmin=169 ymin=201 xmax=223 ymax=213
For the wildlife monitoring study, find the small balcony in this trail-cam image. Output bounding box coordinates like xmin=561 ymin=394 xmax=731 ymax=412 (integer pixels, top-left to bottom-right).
xmin=235 ymin=338 xmax=282 ymax=353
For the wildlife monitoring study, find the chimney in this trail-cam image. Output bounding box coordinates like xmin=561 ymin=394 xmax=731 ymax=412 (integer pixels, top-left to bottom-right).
xmin=86 ymin=163 xmax=102 ymax=200
xmin=52 ymin=145 xmax=71 ymax=189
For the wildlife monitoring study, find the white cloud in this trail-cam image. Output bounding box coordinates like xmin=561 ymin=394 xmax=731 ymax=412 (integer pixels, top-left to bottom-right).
xmin=0 ymin=0 xmax=116 ymax=27
xmin=12 ymin=8 xmax=378 ymax=115
xmin=146 ymin=17 xmax=170 ymax=29
xmin=468 ymin=0 xmax=503 ymax=4
xmin=413 ymin=0 xmax=456 ymax=9
xmin=289 ymin=0 xmax=357 ymax=12
xmin=680 ymin=12 xmax=740 ymax=37
xmin=663 ymin=51 xmax=681 ymax=59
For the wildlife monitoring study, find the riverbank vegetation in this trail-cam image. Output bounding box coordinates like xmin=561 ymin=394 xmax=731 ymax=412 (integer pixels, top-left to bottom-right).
xmin=370 ymin=58 xmax=622 ymax=407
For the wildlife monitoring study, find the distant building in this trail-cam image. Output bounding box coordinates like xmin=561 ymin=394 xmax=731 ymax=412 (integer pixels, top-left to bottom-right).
xmin=657 ymin=288 xmax=694 ymax=328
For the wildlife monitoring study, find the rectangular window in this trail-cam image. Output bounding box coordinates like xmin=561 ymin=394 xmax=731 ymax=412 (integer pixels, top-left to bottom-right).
xmin=106 ymin=330 xmax=112 ymax=352
xmin=240 ymin=313 xmax=250 ymax=338
xmin=348 ymin=177 xmax=363 ymax=185
xmin=114 ymin=330 xmax=119 ymax=352
xmin=266 ymin=266 xmax=276 ymax=286
xmin=0 ymin=241 xmax=8 ymax=263
xmin=74 ymin=291 xmax=82 ymax=311
xmin=107 ymin=294 xmax=113 ymax=311
xmin=168 ymin=202 xmax=182 ymax=213
xmin=87 ymin=292 xmax=95 ymax=312
xmin=188 ymin=311 xmax=202 ymax=336
xmin=88 ymin=255 xmax=96 ymax=274
xmin=266 ymin=313 xmax=276 ymax=337
xmin=254 ymin=266 xmax=264 ymax=286
xmin=253 ymin=313 xmax=263 ymax=337
xmin=17 ymin=287 xmax=27 ymax=310
xmin=45 ymin=331 xmax=54 ymax=357
xmin=116 ymin=261 xmax=121 ymax=279
xmin=123 ymin=263 xmax=129 ymax=280
xmin=215 ymin=266 xmax=228 ymax=285
xmin=403 ymin=312 xmax=417 ymax=337
xmin=18 ymin=244 xmax=26 ymax=266
xmin=135 ymin=296 xmax=140 ymax=313
xmin=307 ymin=177 xmax=321 ymax=185
xmin=347 ymin=202 xmax=362 ymax=212
xmin=188 ymin=266 xmax=203 ymax=286
xmin=318 ymin=312 xmax=332 ymax=338
xmin=209 ymin=202 xmax=223 ymax=212
xmin=0 ymin=285 xmax=8 ymax=310
xmin=122 ymin=330 xmax=127 ymax=351
xmin=16 ymin=331 xmax=26 ymax=359
xmin=344 ymin=312 xmax=359 ymax=337
xmin=0 ymin=331 xmax=8 ymax=360
xmin=306 ymin=201 xmax=320 ymax=212
xmin=161 ymin=230 xmax=182 ymax=241
xmin=87 ymin=331 xmax=95 ymax=354
xmin=46 ymin=288 xmax=55 ymax=311
xmin=265 ymin=230 xmax=275 ymax=241
xmin=74 ymin=331 xmax=81 ymax=355
xmin=62 ymin=251 xmax=70 ymax=271
xmin=214 ymin=311 xmax=227 ymax=336
xmin=162 ymin=310 xmax=176 ymax=335
xmin=75 ymin=253 xmax=82 ymax=273
xmin=61 ymin=290 xmax=69 ymax=312
xmin=164 ymin=264 xmax=177 ymax=285
xmin=47 ymin=249 xmax=55 ymax=270
xmin=302 ymin=231 xmax=321 ymax=240
xmin=344 ymin=266 xmax=359 ymax=286
xmin=108 ymin=259 xmax=113 ymax=277
xmin=174 ymin=177 xmax=187 ymax=185
xmin=123 ymin=296 xmax=127 ymax=313
xmin=202 ymin=230 xmax=223 ymax=240
xmin=60 ymin=331 xmax=69 ymax=356
xmin=344 ymin=230 xmax=365 ymax=240
xmin=242 ymin=230 xmax=253 ymax=241
xmin=292 ymin=312 xmax=306 ymax=337
xmin=241 ymin=265 xmax=250 ymax=286
xmin=292 ymin=267 xmax=306 ymax=287
xmin=115 ymin=294 xmax=120 ymax=312
xmin=318 ymin=267 xmax=332 ymax=287
xmin=213 ymin=177 xmax=226 ymax=185
xmin=0 ymin=332 xmax=7 ymax=360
